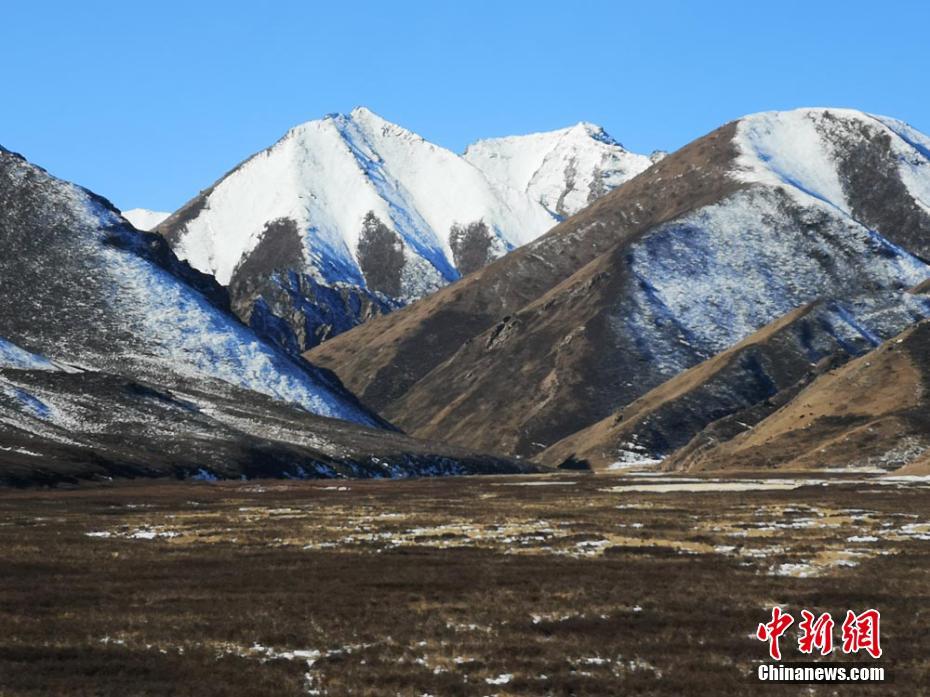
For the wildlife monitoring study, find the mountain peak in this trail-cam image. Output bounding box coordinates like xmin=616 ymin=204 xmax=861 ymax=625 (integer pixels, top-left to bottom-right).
xmin=349 ymin=105 xmax=379 ymax=119
xmin=463 ymin=122 xmax=653 ymax=219
xmin=569 ymin=121 xmax=621 ymax=147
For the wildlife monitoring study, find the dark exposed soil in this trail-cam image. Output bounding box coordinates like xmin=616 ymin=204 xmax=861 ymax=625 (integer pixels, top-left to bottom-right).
xmin=357 ymin=212 xmax=406 ymax=298
xmin=449 ymin=220 xmax=496 ymax=276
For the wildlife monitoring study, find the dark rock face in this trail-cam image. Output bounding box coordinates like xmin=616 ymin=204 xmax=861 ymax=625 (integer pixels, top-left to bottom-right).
xmin=555 ymin=159 xmax=578 ymax=218
xmin=587 ymin=167 xmax=608 ymax=204
xmin=819 ymin=111 xmax=930 ymax=261
xmin=224 ymin=217 xmax=398 ymax=353
xmin=242 ymin=272 xmax=398 ymax=352
xmin=357 ymin=212 xmax=406 ymax=298
xmin=450 ymin=221 xmax=496 ymax=276
xmin=231 ymin=218 xmax=305 ymax=295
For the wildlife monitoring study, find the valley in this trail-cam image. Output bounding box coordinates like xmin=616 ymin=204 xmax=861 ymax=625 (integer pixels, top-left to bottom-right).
xmin=5 ymin=4 xmax=930 ymax=695
xmin=1 ymin=471 xmax=926 ymax=695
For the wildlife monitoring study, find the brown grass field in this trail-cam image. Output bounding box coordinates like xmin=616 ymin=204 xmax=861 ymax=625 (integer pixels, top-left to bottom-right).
xmin=0 ymin=471 xmax=927 ymax=696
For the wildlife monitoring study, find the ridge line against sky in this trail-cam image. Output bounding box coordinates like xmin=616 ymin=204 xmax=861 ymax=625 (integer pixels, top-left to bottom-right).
xmin=2 ymin=0 xmax=928 ymax=212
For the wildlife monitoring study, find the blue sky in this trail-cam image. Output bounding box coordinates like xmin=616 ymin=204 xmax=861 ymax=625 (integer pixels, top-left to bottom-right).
xmin=2 ymin=0 xmax=929 ymax=212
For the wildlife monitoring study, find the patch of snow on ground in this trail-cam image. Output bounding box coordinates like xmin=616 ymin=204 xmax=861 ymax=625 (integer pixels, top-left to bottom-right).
xmin=604 ymin=479 xmax=824 ymax=494
xmin=485 ymin=673 xmax=513 ymax=685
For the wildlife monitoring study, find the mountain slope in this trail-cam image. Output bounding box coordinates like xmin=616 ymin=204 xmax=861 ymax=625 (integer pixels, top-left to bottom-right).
xmin=665 ymin=318 xmax=930 ymax=472
xmin=539 ymin=293 xmax=930 ymax=469
xmin=156 ymin=108 xmax=650 ymax=351
xmin=0 ymin=145 xmax=534 ymax=484
xmin=308 ymin=109 xmax=930 ymax=463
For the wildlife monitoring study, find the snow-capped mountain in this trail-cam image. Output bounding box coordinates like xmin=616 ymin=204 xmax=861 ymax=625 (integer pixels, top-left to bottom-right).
xmin=157 ymin=108 xmax=652 ymax=351
xmin=464 ymin=122 xmax=656 ymax=219
xmin=309 ymin=108 xmax=930 ymax=467
xmin=121 ymin=207 xmax=170 ymax=230
xmin=0 ymin=145 xmax=531 ymax=483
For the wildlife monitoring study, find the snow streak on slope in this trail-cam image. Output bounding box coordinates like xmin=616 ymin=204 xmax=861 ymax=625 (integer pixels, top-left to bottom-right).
xmin=121 ymin=208 xmax=170 ymax=231
xmin=0 ymin=337 xmax=58 ymax=371
xmin=464 ymin=122 xmax=655 ymax=219
xmin=619 ymin=187 xmax=930 ymax=380
xmin=170 ymin=107 xmax=557 ymax=293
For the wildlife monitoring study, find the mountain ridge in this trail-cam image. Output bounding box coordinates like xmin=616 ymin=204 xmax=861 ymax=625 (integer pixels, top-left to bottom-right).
xmin=307 ymin=108 xmax=930 ymax=467
xmin=155 ymin=108 xmax=651 ymax=352
xmin=0 ymin=145 xmax=536 ymax=485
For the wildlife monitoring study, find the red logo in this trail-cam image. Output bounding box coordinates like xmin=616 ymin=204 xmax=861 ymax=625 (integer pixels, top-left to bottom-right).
xmin=756 ymin=607 xmax=794 ymax=660
xmin=798 ymin=610 xmax=834 ymax=656
xmin=841 ymin=609 xmax=882 ymax=659
xmin=756 ymin=608 xmax=882 ymax=660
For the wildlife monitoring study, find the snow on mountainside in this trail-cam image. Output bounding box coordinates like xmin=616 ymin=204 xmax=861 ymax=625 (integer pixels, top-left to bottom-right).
xmin=464 ymin=122 xmax=656 ymax=219
xmin=0 ymin=146 xmax=376 ymax=425
xmin=157 ymin=108 xmax=653 ymax=352
xmin=121 ymin=208 xmax=170 ymax=230
xmin=309 ymin=108 xmax=930 ymax=465
xmin=735 ymin=109 xmax=930 ymax=218
xmin=165 ymin=107 xmax=555 ymax=292
xmin=0 ymin=146 xmax=535 ymax=484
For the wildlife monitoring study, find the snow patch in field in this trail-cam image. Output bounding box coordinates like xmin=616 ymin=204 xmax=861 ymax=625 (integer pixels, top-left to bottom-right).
xmin=492 ymin=480 xmax=577 ymax=487
xmin=604 ymin=479 xmax=823 ymax=493
xmin=485 ymin=673 xmax=513 ymax=685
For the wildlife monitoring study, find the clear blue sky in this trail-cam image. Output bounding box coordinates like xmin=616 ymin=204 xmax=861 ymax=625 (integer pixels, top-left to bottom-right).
xmin=2 ymin=0 xmax=928 ymax=212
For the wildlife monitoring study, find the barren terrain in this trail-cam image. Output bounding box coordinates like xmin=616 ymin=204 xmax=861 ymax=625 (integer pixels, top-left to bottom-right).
xmin=1 ymin=471 xmax=927 ymax=695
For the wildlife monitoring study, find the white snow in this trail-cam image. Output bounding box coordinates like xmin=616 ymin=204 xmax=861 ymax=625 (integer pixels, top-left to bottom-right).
xmin=3 ymin=164 xmax=385 ymax=428
xmin=485 ymin=673 xmax=513 ymax=685
xmin=464 ymin=122 xmax=653 ymax=217
xmin=170 ymin=107 xmax=559 ymax=294
xmin=166 ymin=108 xmax=655 ymax=306
xmin=735 ymin=108 xmax=930 ymax=221
xmin=604 ymin=479 xmax=823 ymax=493
xmin=0 ymin=445 xmax=41 ymax=457
xmin=99 ymin=238 xmax=381 ymax=425
xmin=618 ymin=184 xmax=930 ymax=378
xmin=121 ymin=208 xmax=170 ymax=231
xmin=734 ymin=109 xmax=853 ymax=212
